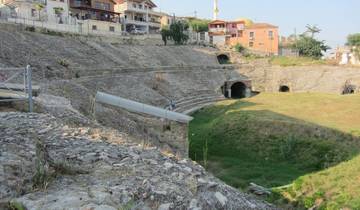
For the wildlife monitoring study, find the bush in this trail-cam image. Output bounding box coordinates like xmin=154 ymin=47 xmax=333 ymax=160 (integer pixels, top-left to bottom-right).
xmin=25 ymin=26 xmax=35 ymax=32
xmin=234 ymin=44 xmax=245 ymax=53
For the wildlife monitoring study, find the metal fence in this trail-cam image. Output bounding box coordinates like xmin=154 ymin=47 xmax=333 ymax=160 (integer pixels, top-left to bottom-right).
xmin=0 ymin=65 xmax=34 ymax=112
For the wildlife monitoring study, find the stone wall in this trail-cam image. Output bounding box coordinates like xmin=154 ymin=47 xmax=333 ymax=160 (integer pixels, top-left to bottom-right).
xmin=94 ymin=102 xmax=190 ymax=157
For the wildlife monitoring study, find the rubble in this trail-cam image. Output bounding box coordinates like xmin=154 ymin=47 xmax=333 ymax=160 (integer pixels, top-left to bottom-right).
xmin=0 ymin=112 xmax=277 ymax=210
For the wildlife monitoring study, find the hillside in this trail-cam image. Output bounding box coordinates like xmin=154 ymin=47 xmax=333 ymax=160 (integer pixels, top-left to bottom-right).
xmin=189 ymin=93 xmax=360 ymax=209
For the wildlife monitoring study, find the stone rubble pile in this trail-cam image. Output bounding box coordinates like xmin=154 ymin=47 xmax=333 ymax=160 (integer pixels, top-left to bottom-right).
xmin=0 ymin=112 xmax=277 ymax=210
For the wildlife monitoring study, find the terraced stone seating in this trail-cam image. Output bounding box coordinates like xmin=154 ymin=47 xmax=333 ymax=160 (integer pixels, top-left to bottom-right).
xmin=173 ymin=91 xmax=225 ymax=114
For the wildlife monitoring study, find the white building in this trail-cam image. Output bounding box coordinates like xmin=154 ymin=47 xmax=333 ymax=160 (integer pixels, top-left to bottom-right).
xmin=1 ymin=0 xmax=47 ymax=20
xmin=46 ymin=0 xmax=69 ymax=24
xmin=114 ymin=0 xmax=162 ymax=33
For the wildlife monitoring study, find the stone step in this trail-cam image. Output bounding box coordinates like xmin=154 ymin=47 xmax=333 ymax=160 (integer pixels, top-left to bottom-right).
xmin=174 ymin=96 xmax=225 ymax=113
xmin=176 ymin=95 xmax=224 ymax=107
xmin=176 ymin=93 xmax=221 ymax=105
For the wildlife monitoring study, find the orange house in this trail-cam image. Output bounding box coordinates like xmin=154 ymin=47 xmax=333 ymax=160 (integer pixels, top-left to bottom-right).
xmin=229 ymin=23 xmax=279 ymax=55
xmin=209 ymin=20 xmax=279 ymax=55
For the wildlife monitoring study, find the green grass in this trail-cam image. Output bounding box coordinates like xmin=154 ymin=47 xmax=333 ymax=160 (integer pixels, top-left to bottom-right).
xmin=189 ymin=93 xmax=360 ymax=209
xmin=270 ymin=56 xmax=328 ymax=67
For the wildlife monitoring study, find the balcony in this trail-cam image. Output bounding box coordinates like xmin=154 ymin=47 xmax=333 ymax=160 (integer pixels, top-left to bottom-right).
xmin=4 ymin=0 xmax=45 ymax=6
xmin=70 ymin=0 xmax=91 ymax=8
xmin=209 ymin=28 xmax=226 ymax=34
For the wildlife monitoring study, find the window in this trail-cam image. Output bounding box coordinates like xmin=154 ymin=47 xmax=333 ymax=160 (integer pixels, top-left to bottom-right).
xmin=249 ymin=31 xmax=255 ymax=40
xmin=31 ymin=9 xmax=36 ymax=17
xmin=109 ymin=26 xmax=115 ymax=32
xmin=132 ymin=3 xmax=136 ymax=8
xmin=249 ymin=42 xmax=254 ymax=47
xmin=95 ymin=2 xmax=110 ymax=10
xmin=232 ymin=34 xmax=236 ymax=37
xmin=200 ymin=32 xmax=205 ymax=41
xmin=92 ymin=25 xmax=97 ymax=30
xmin=139 ymin=4 xmax=142 ymax=9
xmin=238 ymin=30 xmax=243 ymax=37
xmin=232 ymin=23 xmax=236 ymax=28
xmin=268 ymin=31 xmax=273 ymax=39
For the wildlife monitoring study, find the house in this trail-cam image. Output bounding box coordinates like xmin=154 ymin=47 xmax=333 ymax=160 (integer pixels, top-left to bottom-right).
xmin=2 ymin=0 xmax=47 ymax=20
xmin=114 ymin=0 xmax=162 ymax=33
xmin=69 ymin=0 xmax=120 ymax=22
xmin=336 ymin=46 xmax=360 ymax=65
xmin=160 ymin=13 xmax=174 ymax=29
xmin=46 ymin=0 xmax=69 ymax=24
xmin=0 ymin=0 xmax=11 ymax=18
xmin=208 ymin=20 xmax=245 ymax=45
xmin=69 ymin=0 xmax=123 ymax=33
xmin=209 ymin=20 xmax=279 ymax=55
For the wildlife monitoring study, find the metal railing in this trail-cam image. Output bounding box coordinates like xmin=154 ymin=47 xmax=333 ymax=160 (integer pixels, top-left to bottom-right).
xmin=0 ymin=65 xmax=34 ymax=112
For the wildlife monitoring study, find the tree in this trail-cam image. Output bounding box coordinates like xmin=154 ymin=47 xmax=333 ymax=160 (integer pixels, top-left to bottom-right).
xmin=170 ymin=21 xmax=189 ymax=45
xmin=160 ymin=27 xmax=171 ymax=46
xmin=292 ymin=25 xmax=330 ymax=58
xmin=187 ymin=18 xmax=210 ymax=33
xmin=292 ymin=35 xmax=330 ymax=58
xmin=34 ymin=3 xmax=45 ymax=21
xmin=346 ymin=33 xmax=360 ymax=46
xmin=347 ymin=33 xmax=360 ymax=59
xmin=305 ymin=24 xmax=321 ymax=38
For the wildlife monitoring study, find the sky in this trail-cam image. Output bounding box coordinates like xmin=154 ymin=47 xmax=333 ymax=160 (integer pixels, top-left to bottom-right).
xmin=153 ymin=0 xmax=360 ymax=49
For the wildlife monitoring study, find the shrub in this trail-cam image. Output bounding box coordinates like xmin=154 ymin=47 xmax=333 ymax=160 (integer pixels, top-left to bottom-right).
xmin=234 ymin=44 xmax=246 ymax=53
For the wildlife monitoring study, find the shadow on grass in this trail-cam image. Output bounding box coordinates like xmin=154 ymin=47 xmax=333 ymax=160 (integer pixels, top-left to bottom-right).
xmin=189 ymin=99 xmax=360 ymax=190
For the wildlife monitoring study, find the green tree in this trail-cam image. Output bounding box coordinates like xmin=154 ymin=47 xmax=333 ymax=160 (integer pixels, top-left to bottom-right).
xmin=346 ymin=33 xmax=360 ymax=46
xmin=188 ymin=18 xmax=210 ymax=33
xmin=292 ymin=26 xmax=330 ymax=58
xmin=170 ymin=21 xmax=189 ymax=45
xmin=160 ymin=27 xmax=171 ymax=46
xmin=293 ymin=35 xmax=330 ymax=58
xmin=347 ymin=33 xmax=360 ymax=59
xmin=305 ymin=24 xmax=321 ymax=38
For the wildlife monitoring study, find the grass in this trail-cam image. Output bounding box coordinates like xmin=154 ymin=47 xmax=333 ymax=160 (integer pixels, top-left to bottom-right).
xmin=270 ymin=56 xmax=328 ymax=67
xmin=189 ymin=93 xmax=360 ymax=209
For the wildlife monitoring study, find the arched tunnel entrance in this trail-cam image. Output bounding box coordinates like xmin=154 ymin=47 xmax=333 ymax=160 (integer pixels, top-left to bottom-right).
xmin=279 ymin=85 xmax=290 ymax=92
xmin=230 ymin=82 xmax=247 ymax=99
xmin=217 ymin=54 xmax=230 ymax=64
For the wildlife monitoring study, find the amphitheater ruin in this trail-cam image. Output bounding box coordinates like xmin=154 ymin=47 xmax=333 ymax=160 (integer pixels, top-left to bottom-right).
xmin=0 ymin=23 xmax=360 ymax=209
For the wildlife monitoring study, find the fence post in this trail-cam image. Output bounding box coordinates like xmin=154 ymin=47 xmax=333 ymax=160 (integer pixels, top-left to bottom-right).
xmin=26 ymin=65 xmax=33 ymax=112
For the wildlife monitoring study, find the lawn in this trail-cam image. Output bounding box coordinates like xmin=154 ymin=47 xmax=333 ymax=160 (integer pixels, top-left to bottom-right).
xmin=189 ymin=93 xmax=360 ymax=209
xmin=270 ymin=56 xmax=329 ymax=67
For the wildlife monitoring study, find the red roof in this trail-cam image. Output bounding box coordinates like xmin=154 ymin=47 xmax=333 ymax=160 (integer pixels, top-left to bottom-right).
xmin=209 ymin=20 xmax=226 ymax=25
xmin=246 ymin=23 xmax=278 ymax=29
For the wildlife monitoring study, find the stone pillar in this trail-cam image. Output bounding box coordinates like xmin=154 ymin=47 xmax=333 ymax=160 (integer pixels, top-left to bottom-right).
xmin=245 ymin=88 xmax=252 ymax=98
xmin=227 ymin=89 xmax=232 ymax=98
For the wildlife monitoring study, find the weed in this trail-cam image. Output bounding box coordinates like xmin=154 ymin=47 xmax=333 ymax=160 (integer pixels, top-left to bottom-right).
xmin=7 ymin=201 xmax=26 ymax=210
xmin=58 ymin=59 xmax=69 ymax=68
xmin=118 ymin=200 xmax=135 ymax=210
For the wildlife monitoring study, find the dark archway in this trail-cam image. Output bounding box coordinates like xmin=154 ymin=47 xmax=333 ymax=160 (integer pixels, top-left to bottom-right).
xmin=217 ymin=54 xmax=230 ymax=64
xmin=231 ymin=82 xmax=247 ymax=98
xmin=279 ymin=85 xmax=290 ymax=92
